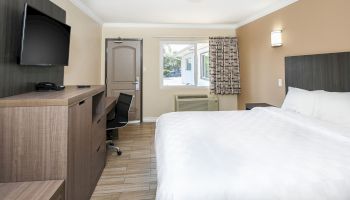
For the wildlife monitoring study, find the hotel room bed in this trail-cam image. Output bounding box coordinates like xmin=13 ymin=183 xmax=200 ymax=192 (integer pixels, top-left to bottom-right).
xmin=155 ymin=52 xmax=350 ymax=200
xmin=155 ymin=107 xmax=350 ymax=200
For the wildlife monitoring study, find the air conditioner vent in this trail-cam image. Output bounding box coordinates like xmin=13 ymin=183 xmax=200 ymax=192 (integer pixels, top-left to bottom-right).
xmin=175 ymin=94 xmax=219 ymax=112
xmin=177 ymin=95 xmax=208 ymax=99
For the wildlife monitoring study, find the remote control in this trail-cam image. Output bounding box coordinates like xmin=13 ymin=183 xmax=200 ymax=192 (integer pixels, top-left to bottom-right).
xmin=77 ymin=85 xmax=91 ymax=88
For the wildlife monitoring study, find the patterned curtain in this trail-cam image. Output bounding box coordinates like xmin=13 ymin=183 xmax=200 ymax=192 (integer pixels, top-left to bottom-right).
xmin=209 ymin=37 xmax=240 ymax=95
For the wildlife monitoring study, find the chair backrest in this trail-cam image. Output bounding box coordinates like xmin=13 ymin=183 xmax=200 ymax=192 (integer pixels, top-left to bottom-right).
xmin=115 ymin=93 xmax=133 ymax=123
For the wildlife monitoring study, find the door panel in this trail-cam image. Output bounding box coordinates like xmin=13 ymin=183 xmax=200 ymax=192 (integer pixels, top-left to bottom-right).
xmin=107 ymin=40 xmax=142 ymax=121
xmin=112 ymin=47 xmax=136 ymax=82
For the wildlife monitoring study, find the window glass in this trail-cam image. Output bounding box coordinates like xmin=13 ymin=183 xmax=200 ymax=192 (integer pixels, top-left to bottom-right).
xmin=161 ymin=42 xmax=209 ymax=87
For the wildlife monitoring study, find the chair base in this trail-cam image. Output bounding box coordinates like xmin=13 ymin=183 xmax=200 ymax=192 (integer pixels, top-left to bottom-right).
xmin=106 ymin=140 xmax=122 ymax=156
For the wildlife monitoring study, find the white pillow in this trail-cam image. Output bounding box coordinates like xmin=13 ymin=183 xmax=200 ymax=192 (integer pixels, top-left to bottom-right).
xmin=313 ymin=91 xmax=350 ymax=126
xmin=281 ymin=87 xmax=320 ymax=116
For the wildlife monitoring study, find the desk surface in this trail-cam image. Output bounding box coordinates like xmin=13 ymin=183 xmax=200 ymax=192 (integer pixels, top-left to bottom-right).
xmin=105 ymin=96 xmax=117 ymax=114
xmin=0 ymin=85 xmax=105 ymax=107
xmin=0 ymin=180 xmax=64 ymax=200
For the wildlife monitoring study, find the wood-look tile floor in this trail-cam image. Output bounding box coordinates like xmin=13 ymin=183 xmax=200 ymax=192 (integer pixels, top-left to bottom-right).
xmin=91 ymin=123 xmax=157 ymax=200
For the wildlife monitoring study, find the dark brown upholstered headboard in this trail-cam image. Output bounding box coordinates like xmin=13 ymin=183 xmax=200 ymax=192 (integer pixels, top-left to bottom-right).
xmin=285 ymin=52 xmax=350 ymax=93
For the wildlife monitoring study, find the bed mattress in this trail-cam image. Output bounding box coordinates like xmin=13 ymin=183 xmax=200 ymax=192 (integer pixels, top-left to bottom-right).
xmin=155 ymin=107 xmax=350 ymax=200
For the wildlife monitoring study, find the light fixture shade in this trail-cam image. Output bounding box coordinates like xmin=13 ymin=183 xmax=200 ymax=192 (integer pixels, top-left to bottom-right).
xmin=271 ymin=30 xmax=283 ymax=47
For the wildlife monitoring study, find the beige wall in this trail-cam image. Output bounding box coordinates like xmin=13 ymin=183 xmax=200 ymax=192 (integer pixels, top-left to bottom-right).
xmin=102 ymin=27 xmax=237 ymax=119
xmin=236 ymin=0 xmax=350 ymax=109
xmin=51 ymin=0 xmax=102 ymax=85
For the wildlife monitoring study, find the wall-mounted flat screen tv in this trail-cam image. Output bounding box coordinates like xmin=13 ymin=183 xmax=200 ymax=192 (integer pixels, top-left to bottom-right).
xmin=19 ymin=3 xmax=71 ymax=66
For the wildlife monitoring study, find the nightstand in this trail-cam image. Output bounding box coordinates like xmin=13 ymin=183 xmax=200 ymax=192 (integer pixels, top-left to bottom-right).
xmin=245 ymin=103 xmax=274 ymax=110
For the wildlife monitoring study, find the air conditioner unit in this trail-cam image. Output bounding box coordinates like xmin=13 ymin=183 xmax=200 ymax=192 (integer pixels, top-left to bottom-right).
xmin=175 ymin=94 xmax=219 ymax=112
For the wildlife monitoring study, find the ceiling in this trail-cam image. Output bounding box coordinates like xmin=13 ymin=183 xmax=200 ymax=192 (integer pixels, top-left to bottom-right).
xmin=71 ymin=0 xmax=298 ymax=27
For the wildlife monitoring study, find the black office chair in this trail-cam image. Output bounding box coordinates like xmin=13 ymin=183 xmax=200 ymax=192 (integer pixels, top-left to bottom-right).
xmin=106 ymin=93 xmax=133 ymax=156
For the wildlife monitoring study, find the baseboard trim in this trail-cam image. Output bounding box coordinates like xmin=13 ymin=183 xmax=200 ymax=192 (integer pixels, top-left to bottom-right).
xmin=143 ymin=117 xmax=158 ymax=123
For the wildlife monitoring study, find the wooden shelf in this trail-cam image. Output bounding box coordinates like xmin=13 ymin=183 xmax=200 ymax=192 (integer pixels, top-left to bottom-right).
xmin=92 ymin=91 xmax=106 ymax=123
xmin=105 ymin=96 xmax=117 ymax=114
xmin=0 ymin=180 xmax=64 ymax=200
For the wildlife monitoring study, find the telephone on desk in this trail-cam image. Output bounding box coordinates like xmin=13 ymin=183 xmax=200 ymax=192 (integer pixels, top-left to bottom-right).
xmin=35 ymin=82 xmax=65 ymax=91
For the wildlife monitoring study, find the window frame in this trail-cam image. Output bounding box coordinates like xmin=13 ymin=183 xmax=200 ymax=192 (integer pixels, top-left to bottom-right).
xmin=185 ymin=58 xmax=192 ymax=71
xmin=159 ymin=39 xmax=209 ymax=89
xmin=200 ymin=52 xmax=209 ymax=81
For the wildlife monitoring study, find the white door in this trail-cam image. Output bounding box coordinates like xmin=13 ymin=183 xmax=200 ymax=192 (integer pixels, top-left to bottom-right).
xmin=106 ymin=39 xmax=142 ymax=121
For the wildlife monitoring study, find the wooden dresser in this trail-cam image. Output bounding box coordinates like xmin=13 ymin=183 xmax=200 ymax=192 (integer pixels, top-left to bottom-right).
xmin=0 ymin=86 xmax=107 ymax=200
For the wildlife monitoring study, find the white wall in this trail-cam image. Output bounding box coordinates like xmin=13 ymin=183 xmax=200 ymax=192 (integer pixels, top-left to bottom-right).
xmin=102 ymin=26 xmax=238 ymax=120
xmin=51 ymin=0 xmax=102 ymax=85
xmin=236 ymin=0 xmax=350 ymax=109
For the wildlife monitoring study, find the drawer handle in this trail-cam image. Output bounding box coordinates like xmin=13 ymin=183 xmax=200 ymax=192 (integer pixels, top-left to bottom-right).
xmin=79 ymin=100 xmax=85 ymax=105
xmin=96 ymin=146 xmax=100 ymax=152
xmin=97 ymin=119 xmax=101 ymax=124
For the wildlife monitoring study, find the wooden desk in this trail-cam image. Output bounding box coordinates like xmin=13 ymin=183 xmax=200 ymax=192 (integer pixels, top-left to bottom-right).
xmin=0 ymin=180 xmax=65 ymax=200
xmin=0 ymin=85 xmax=105 ymax=107
xmin=0 ymin=86 xmax=106 ymax=200
xmin=105 ymin=96 xmax=117 ymax=114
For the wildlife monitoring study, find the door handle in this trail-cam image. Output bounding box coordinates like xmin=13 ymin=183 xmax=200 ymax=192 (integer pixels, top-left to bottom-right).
xmin=135 ymin=76 xmax=140 ymax=90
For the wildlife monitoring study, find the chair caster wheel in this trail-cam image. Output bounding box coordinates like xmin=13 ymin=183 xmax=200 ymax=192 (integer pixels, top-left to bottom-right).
xmin=117 ymin=150 xmax=122 ymax=156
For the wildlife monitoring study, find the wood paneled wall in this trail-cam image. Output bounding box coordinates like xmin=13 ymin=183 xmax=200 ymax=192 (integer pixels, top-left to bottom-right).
xmin=0 ymin=0 xmax=66 ymax=98
xmin=285 ymin=52 xmax=350 ymax=93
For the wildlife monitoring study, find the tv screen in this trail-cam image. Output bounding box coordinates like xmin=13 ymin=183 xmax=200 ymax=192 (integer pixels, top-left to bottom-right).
xmin=19 ymin=3 xmax=71 ymax=66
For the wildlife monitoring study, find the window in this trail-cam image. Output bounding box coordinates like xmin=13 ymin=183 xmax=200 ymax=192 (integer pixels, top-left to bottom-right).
xmin=200 ymin=52 xmax=209 ymax=80
xmin=186 ymin=58 xmax=192 ymax=71
xmin=161 ymin=41 xmax=209 ymax=87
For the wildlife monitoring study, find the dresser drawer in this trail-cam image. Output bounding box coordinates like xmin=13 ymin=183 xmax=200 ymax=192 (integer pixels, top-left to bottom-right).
xmin=91 ymin=141 xmax=106 ymax=191
xmin=92 ymin=115 xmax=106 ymax=149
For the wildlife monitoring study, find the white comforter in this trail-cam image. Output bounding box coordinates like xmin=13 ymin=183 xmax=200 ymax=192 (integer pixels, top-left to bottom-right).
xmin=155 ymin=107 xmax=350 ymax=200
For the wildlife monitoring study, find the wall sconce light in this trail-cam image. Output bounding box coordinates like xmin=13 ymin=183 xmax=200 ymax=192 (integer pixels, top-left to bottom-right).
xmin=271 ymin=30 xmax=283 ymax=47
